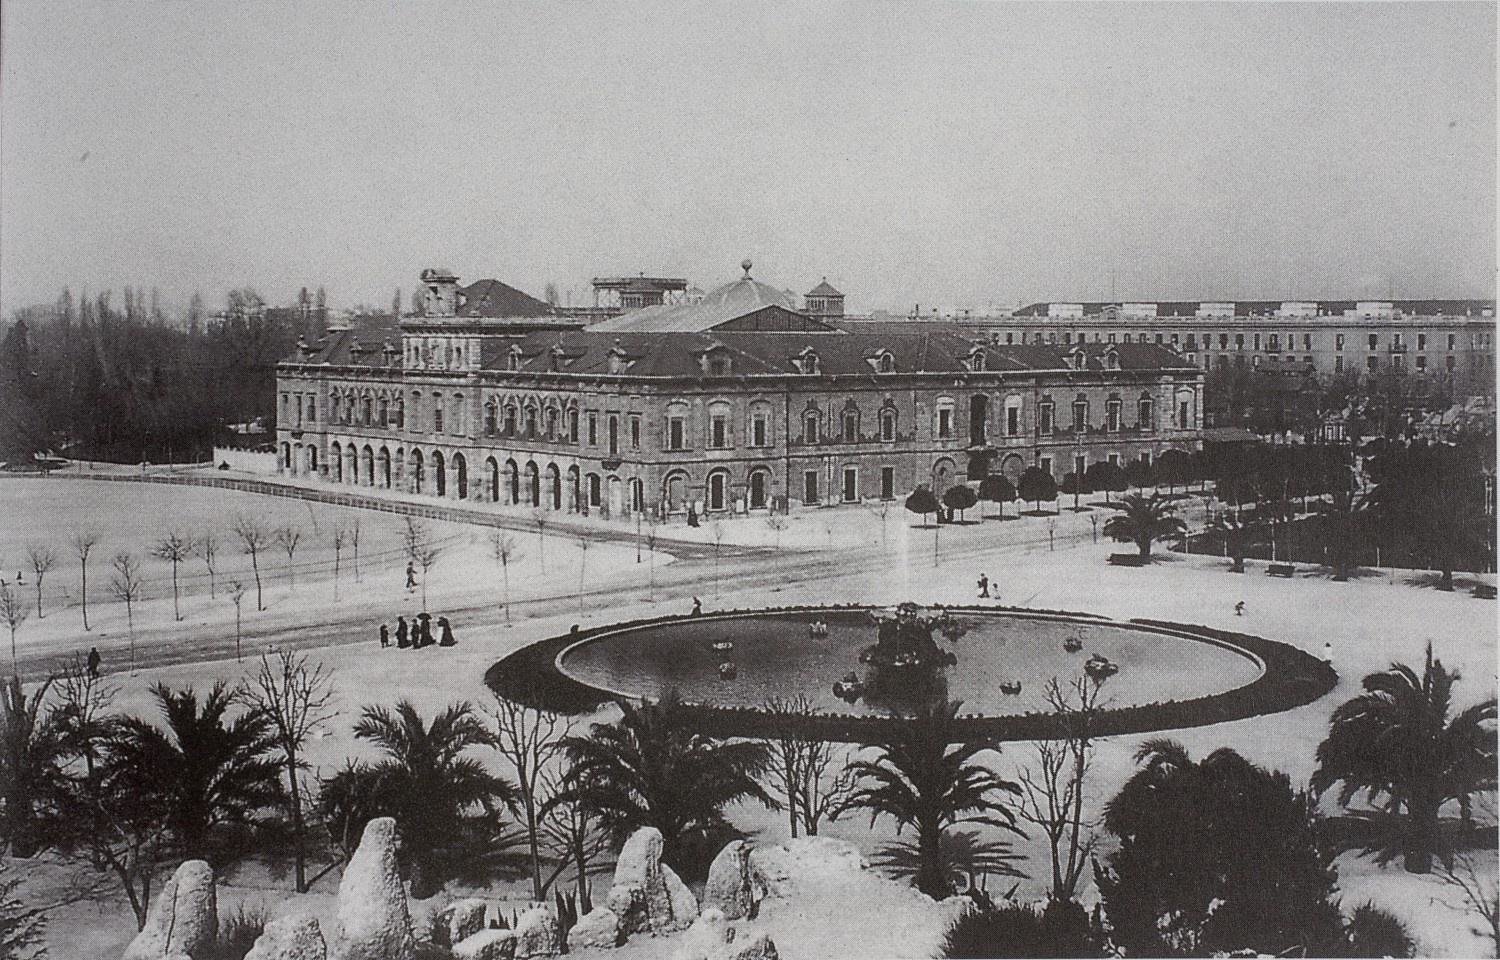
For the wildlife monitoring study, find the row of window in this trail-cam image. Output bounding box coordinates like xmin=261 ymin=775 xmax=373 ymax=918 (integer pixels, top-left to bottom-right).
xmin=998 ymin=329 xmax=1487 ymax=351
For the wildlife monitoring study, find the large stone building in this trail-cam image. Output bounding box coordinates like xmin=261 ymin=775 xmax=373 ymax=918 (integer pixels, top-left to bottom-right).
xmin=955 ymin=299 xmax=1496 ymax=400
xmin=274 ymin=265 xmax=1204 ymax=519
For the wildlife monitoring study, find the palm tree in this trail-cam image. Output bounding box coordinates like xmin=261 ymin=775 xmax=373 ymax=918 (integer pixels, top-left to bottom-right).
xmin=321 ymin=700 xmax=515 ymax=897
xmin=1312 ymin=644 xmax=1497 ymax=873
xmin=1102 ymin=493 xmax=1186 ymax=558
xmin=554 ymin=691 xmax=772 ymax=874
xmin=102 ymin=682 xmax=281 ymax=864
xmin=833 ymin=699 xmax=1022 ymax=900
xmin=0 ymin=676 xmax=62 ymax=857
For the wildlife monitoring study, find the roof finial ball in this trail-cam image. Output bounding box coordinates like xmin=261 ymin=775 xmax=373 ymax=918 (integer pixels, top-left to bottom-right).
xmin=741 ymin=258 xmax=753 ymax=279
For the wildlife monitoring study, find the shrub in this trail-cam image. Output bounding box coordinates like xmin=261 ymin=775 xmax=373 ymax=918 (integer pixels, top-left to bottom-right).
xmin=940 ymin=898 xmax=1106 ymax=959
xmin=1344 ymin=902 xmax=1415 ymax=958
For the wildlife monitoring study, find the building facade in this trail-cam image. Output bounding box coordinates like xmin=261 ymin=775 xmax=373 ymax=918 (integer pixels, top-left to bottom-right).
xmin=275 ymin=268 xmax=1205 ymax=520
xmin=956 ymin=300 xmax=1496 ymax=400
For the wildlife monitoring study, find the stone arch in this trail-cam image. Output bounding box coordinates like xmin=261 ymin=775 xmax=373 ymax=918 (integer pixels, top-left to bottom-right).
xmin=706 ymin=468 xmax=731 ymax=512
xmin=546 ymin=463 xmax=562 ymax=510
xmin=410 ymin=448 xmax=425 ymax=494
xmin=362 ymin=445 xmax=375 ymax=485
xmin=344 ymin=443 xmax=357 ymax=484
xmin=306 ymin=444 xmax=319 ymax=474
xmin=1000 ymin=453 xmax=1026 ymax=485
xmin=567 ymin=465 xmax=581 ymax=512
xmin=525 ymin=461 xmax=541 ymax=506
xmin=331 ymin=441 xmax=343 ymax=482
xmin=379 ymin=447 xmax=392 ymax=488
xmin=485 ymin=456 xmax=500 ymax=502
xmin=281 ymin=442 xmax=293 ymax=471
xmin=453 ymin=452 xmax=468 ymax=499
xmin=433 ymin=451 xmax=447 ymax=498
xmin=586 ymin=472 xmax=602 ymax=512
xmin=747 ymin=467 xmax=772 ymax=510
xmin=931 ymin=457 xmax=957 ymax=496
xmin=505 ymin=458 xmax=520 ymax=504
xmin=607 ymin=475 xmax=623 ymax=517
xmin=662 ymin=470 xmax=690 ymax=515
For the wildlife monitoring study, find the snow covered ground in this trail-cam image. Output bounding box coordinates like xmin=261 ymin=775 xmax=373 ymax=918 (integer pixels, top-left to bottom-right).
xmin=7 ymin=475 xmax=1496 ymax=959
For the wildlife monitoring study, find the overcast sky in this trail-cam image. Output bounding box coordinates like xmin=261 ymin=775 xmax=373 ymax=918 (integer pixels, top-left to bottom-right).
xmin=1 ymin=1 xmax=1494 ymax=317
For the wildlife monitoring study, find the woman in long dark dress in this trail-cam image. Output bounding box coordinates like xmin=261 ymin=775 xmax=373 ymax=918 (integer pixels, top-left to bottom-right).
xmin=438 ymin=616 xmax=456 ymax=647
xmin=396 ymin=616 xmax=410 ymax=648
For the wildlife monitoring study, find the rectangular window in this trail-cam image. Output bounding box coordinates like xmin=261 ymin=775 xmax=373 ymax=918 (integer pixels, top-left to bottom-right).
xmin=1253 ymin=334 xmax=1261 ymax=350
xmin=843 ymin=467 xmax=857 ymax=503
xmin=1336 ymin=334 xmax=1345 ymax=350
xmin=668 ymin=417 xmax=685 ymax=451
xmin=803 ymin=470 xmax=819 ymax=505
xmin=433 ymin=407 xmax=443 ymax=433
xmin=842 ymin=413 xmax=857 ymax=443
xmin=587 ymin=413 xmax=598 ymax=446
xmin=1335 ymin=356 xmax=1344 ymax=373
xmin=1063 ymin=332 xmax=1072 ymax=344
xmin=306 ymin=398 xmax=315 ymax=424
xmin=880 ymin=412 xmax=895 ymax=442
xmin=1155 ymin=333 xmax=1164 ymax=345
xmin=609 ymin=415 xmax=620 ymax=455
xmin=1072 ymin=401 xmax=1087 ymax=432
xmin=1106 ymin=400 xmax=1121 ymax=432
xmin=1107 ymin=333 xmax=1117 ymax=344
xmin=1005 ymin=332 xmax=1014 ymax=345
xmin=1006 ymin=407 xmax=1019 ymax=437
xmin=1448 ymin=333 xmax=1457 ymax=350
xmin=1185 ymin=334 xmax=1196 ymax=350
xmin=710 ymin=416 xmax=727 ymax=449
xmin=1039 ymin=402 xmax=1054 ymax=435
xmin=752 ymin=415 xmax=768 ymax=447
xmin=1447 ymin=355 xmax=1457 ymax=371
xmin=802 ymin=416 xmax=818 ymax=445
xmin=630 ymin=415 xmax=641 ymax=450
xmin=1368 ymin=333 xmax=1378 ymax=350
xmin=937 ymin=408 xmax=952 ymax=439
xmin=1304 ymin=333 xmax=1312 ymax=350
xmin=881 ymin=467 xmax=895 ymax=501
xmin=1219 ymin=333 xmax=1229 ymax=349
xmin=1416 ymin=355 xmax=1427 ymax=371
xmin=1235 ymin=333 xmax=1245 ymax=350
xmin=1418 ymin=333 xmax=1427 ymax=351
xmin=1040 ymin=457 xmax=1052 ymax=476
xmin=1367 ymin=356 xmax=1378 ymax=372
xmin=569 ymin=410 xmax=579 ymax=443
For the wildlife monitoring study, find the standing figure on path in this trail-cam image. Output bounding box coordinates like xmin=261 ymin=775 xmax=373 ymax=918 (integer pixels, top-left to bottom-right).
xmin=438 ymin=616 xmax=455 ymax=647
xmin=406 ymin=562 xmax=417 ymax=591
xmin=1323 ymin=641 xmax=1333 ymax=664
xmin=691 ymin=596 xmax=703 ymax=616
xmin=87 ymin=647 xmax=102 ymax=678
xmin=988 ymin=576 xmax=998 ymax=603
xmin=418 ymin=613 xmax=433 ymax=647
xmin=395 ymin=616 xmax=410 ymax=648
xmin=1234 ymin=600 xmax=1245 ymax=617
xmin=977 ymin=574 xmax=990 ymax=599
xmin=379 ymin=623 xmax=390 ymax=648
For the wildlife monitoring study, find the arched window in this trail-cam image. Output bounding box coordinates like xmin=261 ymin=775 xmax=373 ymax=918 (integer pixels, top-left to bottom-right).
xmin=362 ymin=397 xmax=373 ymax=425
xmin=524 ymin=404 xmax=538 ymax=439
xmin=484 ymin=402 xmax=498 ymax=436
xmin=878 ymin=352 xmax=896 ymax=373
xmin=842 ymin=408 xmax=859 ymax=443
xmin=1138 ymin=395 xmax=1154 ymax=430
xmin=802 ymin=410 xmax=820 ymax=445
xmin=379 ymin=398 xmax=390 ymax=427
xmin=880 ymin=408 xmax=897 ymax=442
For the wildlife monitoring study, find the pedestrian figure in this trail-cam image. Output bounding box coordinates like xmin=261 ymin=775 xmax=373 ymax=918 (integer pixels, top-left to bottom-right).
xmin=977 ymin=574 xmax=990 ymax=599
xmin=691 ymin=596 xmax=703 ymax=616
xmin=687 ymin=506 xmax=699 ymax=528
xmin=418 ymin=613 xmax=433 ymax=647
xmin=1323 ymin=641 xmax=1333 ymax=663
xmin=988 ymin=576 xmax=998 ymax=603
xmin=396 ymin=616 xmax=410 ymax=649
xmin=379 ymin=623 xmax=390 ymax=648
xmin=406 ymin=562 xmax=417 ymax=591
xmin=438 ymin=616 xmax=455 ymax=647
xmin=1234 ymin=600 xmax=1245 ymax=617
xmin=87 ymin=647 xmax=102 ymax=678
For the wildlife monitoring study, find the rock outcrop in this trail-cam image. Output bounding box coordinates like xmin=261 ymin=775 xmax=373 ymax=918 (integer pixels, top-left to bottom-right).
xmin=451 ymin=929 xmax=516 ymax=960
xmin=722 ymin=930 xmax=779 ymax=960
xmin=434 ymin=899 xmax=488 ymax=948
xmin=327 ymin=817 xmax=416 ymax=960
xmin=245 ymin=915 xmax=329 ymax=960
xmin=511 ymin=904 xmax=560 ymax=959
xmin=703 ymin=841 xmax=760 ymax=920
xmin=568 ymin=907 xmax=620 ymax=950
xmin=670 ymin=909 xmax=729 ymax=960
xmin=122 ymin=860 xmax=218 ymax=960
xmin=606 ymin=827 xmax=698 ymax=935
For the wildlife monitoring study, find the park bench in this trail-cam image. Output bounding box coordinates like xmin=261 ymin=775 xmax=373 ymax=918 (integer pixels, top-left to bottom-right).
xmin=1107 ymin=553 xmax=1148 ymax=567
xmin=1267 ymin=563 xmax=1296 ymax=578
xmin=1473 ymin=584 xmax=1497 ymax=600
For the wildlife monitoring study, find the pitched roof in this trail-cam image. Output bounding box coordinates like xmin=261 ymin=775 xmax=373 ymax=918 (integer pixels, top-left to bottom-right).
xmin=587 ymin=274 xmax=808 ymax=333
xmin=806 ymin=278 xmax=843 ymax=298
xmin=285 ymin=318 xmax=401 ymax=367
xmin=458 ymin=279 xmax=556 ymax=318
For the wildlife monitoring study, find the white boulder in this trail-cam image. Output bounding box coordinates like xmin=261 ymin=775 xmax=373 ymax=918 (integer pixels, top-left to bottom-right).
xmin=123 ymin=860 xmax=218 ymax=960
xmin=703 ymin=841 xmax=760 ymax=920
xmin=328 ymin=817 xmax=416 ymax=960
xmin=435 ymin=899 xmax=488 ymax=947
xmin=244 ymin=915 xmax=328 ymax=960
xmin=568 ymin=907 xmax=620 ymax=950
xmin=511 ymin=904 xmax=560 ymax=959
xmin=607 ymin=827 xmax=697 ymax=934
xmin=722 ymin=931 xmax=779 ymax=960
xmin=670 ymin=909 xmax=729 ymax=960
xmin=451 ymin=929 xmax=516 ymax=960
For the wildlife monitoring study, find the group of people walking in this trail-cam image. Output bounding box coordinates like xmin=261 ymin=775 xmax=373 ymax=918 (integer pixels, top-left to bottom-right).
xmin=379 ymin=613 xmax=457 ymax=649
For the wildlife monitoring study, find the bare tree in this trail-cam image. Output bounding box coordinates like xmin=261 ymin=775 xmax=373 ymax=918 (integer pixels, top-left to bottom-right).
xmin=331 ymin=526 xmax=349 ymax=601
xmin=231 ymin=515 xmax=270 ymax=610
xmin=151 ymin=529 xmax=194 ymax=622
xmin=348 ymin=518 xmax=362 ymax=582
xmin=253 ymin=649 xmax=336 ymax=892
xmin=1442 ymin=849 xmax=1500 ymax=953
xmin=228 ymin=581 xmax=247 ymax=662
xmin=487 ymin=531 xmax=520 ymax=624
xmin=489 ymin=696 xmax=565 ymax=901
xmin=275 ymin=525 xmax=303 ymax=590
xmin=763 ymin=696 xmax=856 ymax=838
xmin=195 ymin=530 xmax=219 ymax=599
xmin=54 ymin=651 xmax=117 ymax=778
xmin=108 ymin=552 xmax=144 ymax=669
xmin=539 ymin=768 xmax=610 ymax=904
xmin=25 ymin=545 xmax=56 ymax=618
xmin=765 ymin=514 xmax=790 ymax=552
xmin=72 ymin=531 xmax=100 ymax=631
xmin=402 ymin=518 xmax=442 ymax=611
xmin=576 ymin=536 xmax=589 ymax=614
xmin=0 ymin=584 xmax=26 ymax=675
xmin=1016 ymin=673 xmax=1107 ymax=902
xmin=532 ymin=512 xmax=549 ymax=573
